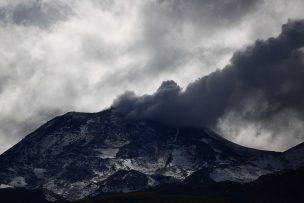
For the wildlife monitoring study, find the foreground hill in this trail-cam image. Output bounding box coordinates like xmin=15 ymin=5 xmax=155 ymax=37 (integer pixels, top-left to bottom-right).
xmin=80 ymin=166 xmax=304 ymax=203
xmin=1 ymin=166 xmax=303 ymax=203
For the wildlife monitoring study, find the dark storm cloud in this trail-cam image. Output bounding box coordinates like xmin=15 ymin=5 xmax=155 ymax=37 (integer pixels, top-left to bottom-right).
xmin=113 ymin=20 xmax=304 ymax=132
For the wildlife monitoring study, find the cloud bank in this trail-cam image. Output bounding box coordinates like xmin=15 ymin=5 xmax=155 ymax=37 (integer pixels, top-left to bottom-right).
xmin=1 ymin=0 xmax=304 ymax=153
xmin=114 ymin=20 xmax=304 ymax=151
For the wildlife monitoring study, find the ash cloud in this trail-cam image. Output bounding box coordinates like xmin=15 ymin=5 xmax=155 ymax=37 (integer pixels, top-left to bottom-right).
xmin=113 ymin=20 xmax=304 ymax=150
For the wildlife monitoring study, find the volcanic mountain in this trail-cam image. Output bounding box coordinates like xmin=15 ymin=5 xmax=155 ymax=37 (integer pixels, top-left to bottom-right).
xmin=0 ymin=108 xmax=303 ymax=201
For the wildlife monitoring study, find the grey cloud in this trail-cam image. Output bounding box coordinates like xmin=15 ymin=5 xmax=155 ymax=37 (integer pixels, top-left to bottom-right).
xmin=96 ymin=0 xmax=260 ymax=91
xmin=121 ymin=0 xmax=261 ymax=78
xmin=157 ymin=0 xmax=261 ymax=27
xmin=0 ymin=0 xmax=72 ymax=27
xmin=83 ymin=0 xmax=266 ymax=92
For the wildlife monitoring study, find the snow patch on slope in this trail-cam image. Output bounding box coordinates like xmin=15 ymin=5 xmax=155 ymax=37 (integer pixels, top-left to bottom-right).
xmin=0 ymin=184 xmax=13 ymax=189
xmin=9 ymin=177 xmax=27 ymax=187
xmin=33 ymin=168 xmax=47 ymax=179
xmin=95 ymin=148 xmax=119 ymax=159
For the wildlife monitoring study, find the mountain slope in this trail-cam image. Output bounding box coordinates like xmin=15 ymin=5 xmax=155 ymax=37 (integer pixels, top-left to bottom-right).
xmin=0 ymin=108 xmax=301 ymax=201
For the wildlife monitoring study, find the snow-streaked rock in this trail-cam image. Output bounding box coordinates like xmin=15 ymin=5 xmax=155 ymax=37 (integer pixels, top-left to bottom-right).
xmin=9 ymin=177 xmax=27 ymax=187
xmin=0 ymin=184 xmax=13 ymax=189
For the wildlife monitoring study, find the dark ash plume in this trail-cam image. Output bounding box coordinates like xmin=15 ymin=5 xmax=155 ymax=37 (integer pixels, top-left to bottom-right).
xmin=113 ymin=20 xmax=304 ymax=132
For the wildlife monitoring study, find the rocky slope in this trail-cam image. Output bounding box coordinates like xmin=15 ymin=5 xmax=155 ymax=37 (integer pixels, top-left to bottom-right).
xmin=0 ymin=108 xmax=303 ymax=201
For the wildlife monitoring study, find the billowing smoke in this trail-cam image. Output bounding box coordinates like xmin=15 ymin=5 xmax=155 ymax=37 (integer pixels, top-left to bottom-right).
xmin=113 ymin=20 xmax=304 ymax=150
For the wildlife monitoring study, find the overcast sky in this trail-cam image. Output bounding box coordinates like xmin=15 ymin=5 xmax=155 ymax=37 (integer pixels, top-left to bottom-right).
xmin=1 ymin=0 xmax=304 ymax=154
